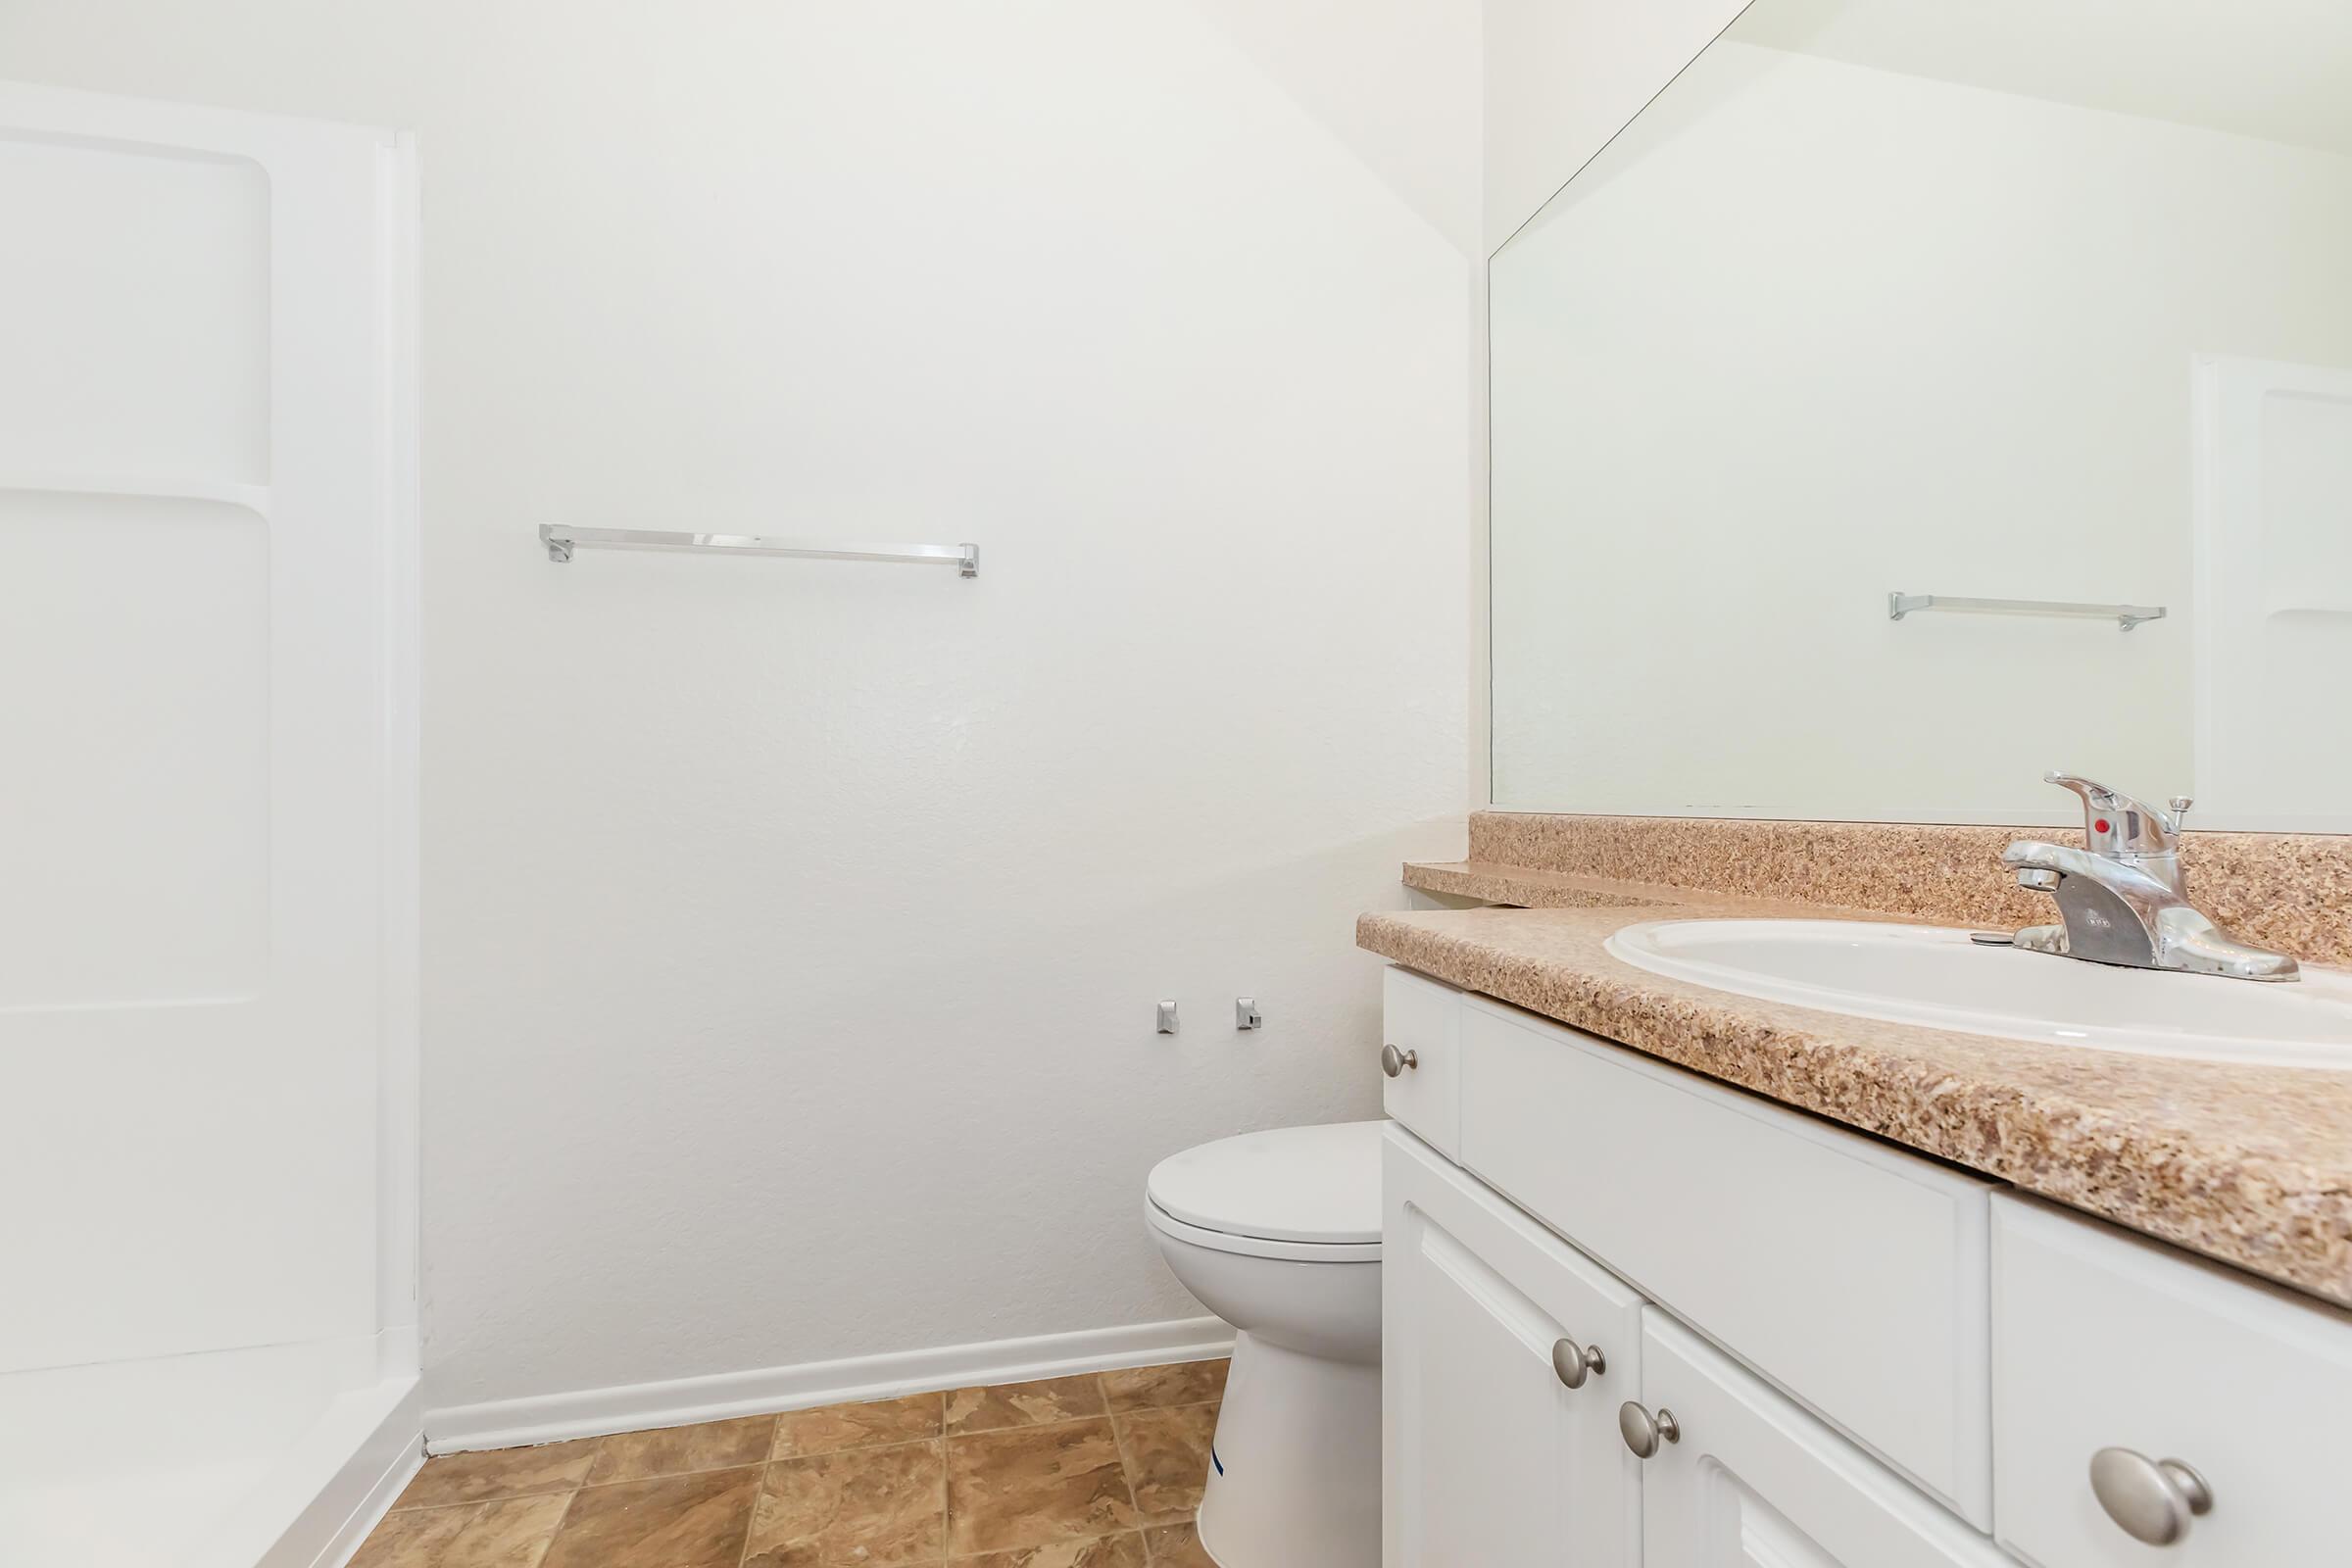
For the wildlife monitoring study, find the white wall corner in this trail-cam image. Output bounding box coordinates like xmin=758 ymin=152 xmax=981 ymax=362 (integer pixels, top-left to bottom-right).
xmin=1181 ymin=0 xmax=1485 ymax=257
xmin=1483 ymin=0 xmax=1752 ymax=255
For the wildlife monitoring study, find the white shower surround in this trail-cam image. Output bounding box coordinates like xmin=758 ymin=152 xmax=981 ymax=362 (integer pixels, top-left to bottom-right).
xmin=0 ymin=79 xmax=420 ymax=1566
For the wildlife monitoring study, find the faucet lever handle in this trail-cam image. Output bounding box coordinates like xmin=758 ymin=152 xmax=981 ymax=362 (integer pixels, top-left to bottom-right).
xmin=2042 ymin=771 xmax=2182 ymax=858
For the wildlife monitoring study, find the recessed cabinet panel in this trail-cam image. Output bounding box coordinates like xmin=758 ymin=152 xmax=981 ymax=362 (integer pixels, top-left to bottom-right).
xmin=1382 ymin=966 xmax=1462 ymax=1157
xmin=1456 ymin=997 xmax=1993 ymax=1525
xmin=1384 ymin=1125 xmax=1642 ymax=1568
xmin=0 ymin=492 xmax=270 ymax=1008
xmin=1992 ymin=1194 xmax=2352 ymax=1566
xmin=0 ymin=133 xmax=270 ymax=483
xmin=1642 ymin=1311 xmax=2014 ymax=1568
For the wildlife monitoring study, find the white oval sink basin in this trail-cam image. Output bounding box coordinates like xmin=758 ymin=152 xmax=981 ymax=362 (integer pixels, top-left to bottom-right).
xmin=1604 ymin=919 xmax=2352 ymax=1069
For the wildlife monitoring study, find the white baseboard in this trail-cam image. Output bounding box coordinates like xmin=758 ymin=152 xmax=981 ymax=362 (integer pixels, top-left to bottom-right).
xmin=423 ymin=1316 xmax=1235 ymax=1454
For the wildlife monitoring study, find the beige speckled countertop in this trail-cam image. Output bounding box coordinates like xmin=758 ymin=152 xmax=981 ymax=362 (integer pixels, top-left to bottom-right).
xmin=1359 ymin=883 xmax=2352 ymax=1309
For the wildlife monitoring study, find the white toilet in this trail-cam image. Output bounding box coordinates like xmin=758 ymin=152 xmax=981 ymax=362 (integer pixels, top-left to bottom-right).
xmin=1144 ymin=1120 xmax=1383 ymax=1568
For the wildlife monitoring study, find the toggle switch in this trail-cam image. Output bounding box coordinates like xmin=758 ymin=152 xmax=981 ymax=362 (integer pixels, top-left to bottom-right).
xmin=1156 ymin=1001 xmax=1179 ymax=1035
xmin=1236 ymin=998 xmax=1262 ymax=1030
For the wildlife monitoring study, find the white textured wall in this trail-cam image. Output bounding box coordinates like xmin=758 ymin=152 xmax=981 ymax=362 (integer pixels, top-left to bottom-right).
xmin=0 ymin=0 xmax=1472 ymax=1408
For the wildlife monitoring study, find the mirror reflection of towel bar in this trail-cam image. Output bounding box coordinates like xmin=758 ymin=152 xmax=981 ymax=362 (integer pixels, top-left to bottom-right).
xmin=1887 ymin=592 xmax=2163 ymax=631
xmin=540 ymin=525 xmax=977 ymax=578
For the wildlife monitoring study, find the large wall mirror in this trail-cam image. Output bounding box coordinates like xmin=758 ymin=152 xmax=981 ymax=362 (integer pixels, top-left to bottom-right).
xmin=1490 ymin=0 xmax=2352 ymax=831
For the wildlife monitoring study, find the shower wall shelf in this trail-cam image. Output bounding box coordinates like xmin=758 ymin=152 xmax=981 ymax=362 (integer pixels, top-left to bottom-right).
xmin=1887 ymin=592 xmax=2164 ymax=631
xmin=540 ymin=525 xmax=978 ymax=577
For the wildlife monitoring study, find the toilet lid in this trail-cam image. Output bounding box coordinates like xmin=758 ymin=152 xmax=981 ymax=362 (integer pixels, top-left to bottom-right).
xmin=1146 ymin=1121 xmax=1383 ymax=1246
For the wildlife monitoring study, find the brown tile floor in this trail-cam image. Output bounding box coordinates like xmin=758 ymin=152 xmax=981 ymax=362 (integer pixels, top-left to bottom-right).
xmin=358 ymin=1358 xmax=1228 ymax=1568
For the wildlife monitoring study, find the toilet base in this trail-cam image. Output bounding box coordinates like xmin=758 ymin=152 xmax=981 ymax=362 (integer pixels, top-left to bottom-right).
xmin=1194 ymin=1330 xmax=1381 ymax=1568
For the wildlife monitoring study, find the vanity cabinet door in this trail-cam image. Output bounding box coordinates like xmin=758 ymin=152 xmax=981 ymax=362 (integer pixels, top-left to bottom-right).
xmin=1992 ymin=1194 xmax=2352 ymax=1567
xmin=1384 ymin=1125 xmax=1643 ymax=1568
xmin=1639 ymin=1311 xmax=2013 ymax=1568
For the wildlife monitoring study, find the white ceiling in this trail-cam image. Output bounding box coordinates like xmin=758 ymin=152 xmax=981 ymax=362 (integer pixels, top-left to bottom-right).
xmin=1735 ymin=0 xmax=2352 ymax=156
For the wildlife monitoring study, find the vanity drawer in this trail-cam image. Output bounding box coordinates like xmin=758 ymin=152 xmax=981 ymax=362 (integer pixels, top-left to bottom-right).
xmin=1381 ymin=966 xmax=1461 ymax=1157
xmin=1385 ymin=1124 xmax=1644 ymax=1568
xmin=1992 ymin=1195 xmax=2352 ymax=1566
xmin=1456 ymin=996 xmax=1993 ymax=1526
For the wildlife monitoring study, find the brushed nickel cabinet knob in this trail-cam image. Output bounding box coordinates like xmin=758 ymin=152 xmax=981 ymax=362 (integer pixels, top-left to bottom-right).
xmin=1618 ymin=1400 xmax=1680 ymax=1458
xmin=1380 ymin=1044 xmax=1419 ymax=1078
xmin=2089 ymin=1447 xmax=2212 ymax=1545
xmin=1550 ymin=1339 xmax=1605 ymax=1390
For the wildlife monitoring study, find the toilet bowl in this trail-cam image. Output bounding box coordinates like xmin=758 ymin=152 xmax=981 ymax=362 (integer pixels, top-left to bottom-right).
xmin=1145 ymin=1121 xmax=1383 ymax=1568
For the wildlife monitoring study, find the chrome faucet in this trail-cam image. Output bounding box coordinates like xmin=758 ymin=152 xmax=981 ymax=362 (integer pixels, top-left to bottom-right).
xmin=1998 ymin=773 xmax=2297 ymax=981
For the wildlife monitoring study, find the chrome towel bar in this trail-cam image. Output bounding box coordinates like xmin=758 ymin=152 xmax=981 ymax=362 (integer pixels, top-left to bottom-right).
xmin=541 ymin=525 xmax=977 ymax=578
xmin=1887 ymin=592 xmax=2162 ymax=631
